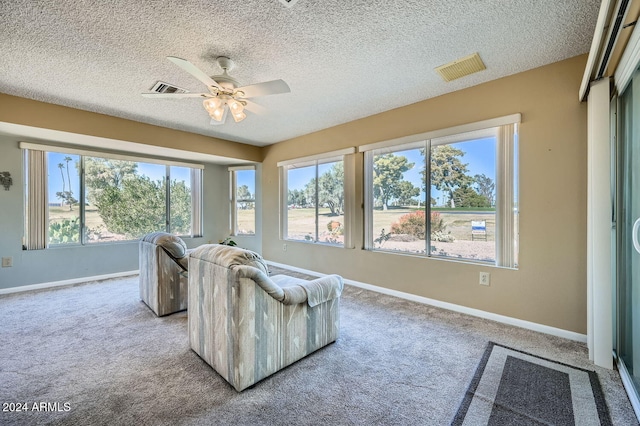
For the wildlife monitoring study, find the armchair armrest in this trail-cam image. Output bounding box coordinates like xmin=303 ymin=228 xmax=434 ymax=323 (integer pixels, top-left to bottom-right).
xmin=299 ymin=275 xmax=344 ymax=307
xmin=235 ymin=265 xmax=283 ymax=300
xmin=235 ymin=266 xmax=343 ymax=307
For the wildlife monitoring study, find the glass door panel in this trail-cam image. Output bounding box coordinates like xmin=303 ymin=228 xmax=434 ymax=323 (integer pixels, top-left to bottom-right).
xmin=617 ymin=67 xmax=640 ymax=396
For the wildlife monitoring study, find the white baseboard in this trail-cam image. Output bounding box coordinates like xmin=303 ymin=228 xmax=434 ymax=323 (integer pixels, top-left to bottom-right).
xmin=0 ymin=270 xmax=140 ymax=295
xmin=267 ymin=261 xmax=587 ymax=343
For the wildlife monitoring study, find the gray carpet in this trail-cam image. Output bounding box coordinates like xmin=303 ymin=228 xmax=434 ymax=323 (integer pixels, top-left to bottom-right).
xmin=0 ymin=269 xmax=637 ymax=425
xmin=452 ymin=342 xmax=612 ymax=425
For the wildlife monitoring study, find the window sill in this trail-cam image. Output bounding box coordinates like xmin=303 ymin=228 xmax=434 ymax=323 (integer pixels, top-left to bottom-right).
xmin=283 ymin=239 xmax=345 ymax=249
xmin=28 ymin=239 xmax=139 ymax=250
xmin=366 ymin=247 xmax=517 ymax=270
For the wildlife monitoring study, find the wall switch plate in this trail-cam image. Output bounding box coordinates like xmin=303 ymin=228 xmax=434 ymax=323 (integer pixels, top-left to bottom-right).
xmin=283 ymin=243 xmax=287 ymax=252
xmin=479 ymin=272 xmax=490 ymax=286
xmin=2 ymin=257 xmax=13 ymax=267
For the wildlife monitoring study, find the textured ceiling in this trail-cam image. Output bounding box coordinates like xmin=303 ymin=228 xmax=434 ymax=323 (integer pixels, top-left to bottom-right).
xmin=0 ymin=0 xmax=600 ymax=147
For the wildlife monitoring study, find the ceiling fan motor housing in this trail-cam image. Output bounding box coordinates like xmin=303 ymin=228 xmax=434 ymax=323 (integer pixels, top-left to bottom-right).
xmin=212 ymin=56 xmax=239 ymax=90
xmin=212 ymin=75 xmax=239 ymax=90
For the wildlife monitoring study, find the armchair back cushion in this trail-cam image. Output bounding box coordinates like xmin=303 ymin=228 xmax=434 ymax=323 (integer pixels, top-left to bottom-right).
xmin=139 ymin=232 xmax=189 ymax=316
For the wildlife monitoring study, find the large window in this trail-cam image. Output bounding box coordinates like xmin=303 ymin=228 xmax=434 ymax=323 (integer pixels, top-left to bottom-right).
xmin=24 ymin=144 xmax=203 ymax=248
xmin=362 ymin=116 xmax=519 ymax=267
xmin=279 ymin=149 xmax=353 ymax=246
xmin=229 ymin=166 xmax=256 ymax=236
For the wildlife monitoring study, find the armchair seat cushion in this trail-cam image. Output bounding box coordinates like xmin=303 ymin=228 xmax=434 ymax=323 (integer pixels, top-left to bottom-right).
xmin=270 ymin=275 xmax=308 ymax=305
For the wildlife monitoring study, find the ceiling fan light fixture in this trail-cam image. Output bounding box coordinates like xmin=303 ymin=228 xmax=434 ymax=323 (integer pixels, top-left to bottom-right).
xmin=232 ymin=110 xmax=246 ymax=123
xmin=203 ymin=97 xmax=223 ymax=113
xmin=228 ymin=99 xmax=244 ymax=114
xmin=209 ymin=105 xmax=226 ymax=121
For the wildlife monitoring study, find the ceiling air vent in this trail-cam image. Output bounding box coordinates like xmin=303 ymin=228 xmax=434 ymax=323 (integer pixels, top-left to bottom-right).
xmin=150 ymin=81 xmax=187 ymax=94
xmin=278 ymin=0 xmax=300 ymax=8
xmin=435 ymin=53 xmax=486 ymax=82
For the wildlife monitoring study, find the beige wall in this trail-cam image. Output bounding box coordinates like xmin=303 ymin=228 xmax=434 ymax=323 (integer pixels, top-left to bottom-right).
xmin=0 ymin=93 xmax=262 ymax=162
xmin=262 ymin=55 xmax=588 ymax=334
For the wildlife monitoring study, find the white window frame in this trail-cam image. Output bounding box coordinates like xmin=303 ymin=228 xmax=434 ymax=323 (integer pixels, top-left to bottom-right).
xmin=22 ymin=142 xmax=204 ymax=249
xmin=278 ymin=148 xmax=355 ymax=247
xmin=359 ymin=114 xmax=520 ymax=268
xmin=229 ymin=165 xmax=256 ymax=236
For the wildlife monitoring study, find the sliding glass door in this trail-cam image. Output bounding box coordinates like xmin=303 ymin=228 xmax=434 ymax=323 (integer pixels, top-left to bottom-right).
xmin=616 ymin=65 xmax=640 ymax=401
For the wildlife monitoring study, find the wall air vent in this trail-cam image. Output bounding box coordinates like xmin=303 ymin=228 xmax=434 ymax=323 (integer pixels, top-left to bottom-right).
xmin=150 ymin=81 xmax=187 ymax=94
xmin=278 ymin=0 xmax=300 ymax=8
xmin=435 ymin=53 xmax=486 ymax=82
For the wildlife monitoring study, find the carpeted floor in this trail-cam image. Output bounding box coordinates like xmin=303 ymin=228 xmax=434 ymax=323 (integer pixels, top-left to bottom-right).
xmin=0 ymin=268 xmax=637 ymax=425
xmin=453 ymin=342 xmax=612 ymax=425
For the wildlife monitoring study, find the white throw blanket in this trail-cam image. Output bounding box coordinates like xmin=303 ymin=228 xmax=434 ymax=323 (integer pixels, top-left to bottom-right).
xmin=239 ymin=268 xmax=344 ymax=307
xmin=300 ymin=275 xmax=344 ymax=307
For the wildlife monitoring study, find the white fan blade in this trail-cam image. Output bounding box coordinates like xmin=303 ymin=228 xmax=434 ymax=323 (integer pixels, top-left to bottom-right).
xmin=236 ymin=79 xmax=290 ymax=99
xmin=167 ymin=56 xmax=221 ymax=89
xmin=243 ymin=99 xmax=267 ymax=115
xmin=142 ymin=93 xmax=209 ymax=98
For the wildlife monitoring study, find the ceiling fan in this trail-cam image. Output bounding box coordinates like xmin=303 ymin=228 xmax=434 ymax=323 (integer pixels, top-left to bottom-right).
xmin=142 ymin=56 xmax=291 ymax=125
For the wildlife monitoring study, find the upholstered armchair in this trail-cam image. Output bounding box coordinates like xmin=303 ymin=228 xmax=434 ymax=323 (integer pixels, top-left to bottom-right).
xmin=188 ymin=244 xmax=344 ymax=391
xmin=139 ymin=232 xmax=191 ymax=316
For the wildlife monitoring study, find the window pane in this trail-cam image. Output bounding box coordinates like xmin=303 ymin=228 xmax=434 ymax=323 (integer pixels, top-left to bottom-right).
xmin=430 ymin=138 xmax=496 ymax=262
xmin=170 ymin=166 xmax=192 ymax=236
xmin=287 ymin=165 xmax=316 ymax=242
xmin=47 ymin=152 xmax=80 ymax=244
xmin=236 ymin=169 xmax=255 ymax=235
xmin=372 ymin=149 xmax=425 ymax=253
xmin=85 ymin=158 xmax=166 ymax=242
xmin=317 ymin=161 xmax=344 ymax=245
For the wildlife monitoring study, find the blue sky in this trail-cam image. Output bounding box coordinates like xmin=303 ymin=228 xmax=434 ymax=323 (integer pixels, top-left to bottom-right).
xmin=47 ymin=153 xmax=80 ymax=202
xmin=236 ymin=169 xmax=255 ymax=196
xmin=405 ymin=137 xmax=497 ymax=205
xmin=287 ymin=137 xmax=497 ymax=206
xmin=47 ymin=153 xmax=192 ymax=202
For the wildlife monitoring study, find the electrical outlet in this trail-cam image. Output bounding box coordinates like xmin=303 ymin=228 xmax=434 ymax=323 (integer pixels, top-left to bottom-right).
xmin=479 ymin=272 xmax=490 ymax=286
xmin=283 ymin=243 xmax=287 ymax=252
xmin=2 ymin=257 xmax=13 ymax=267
